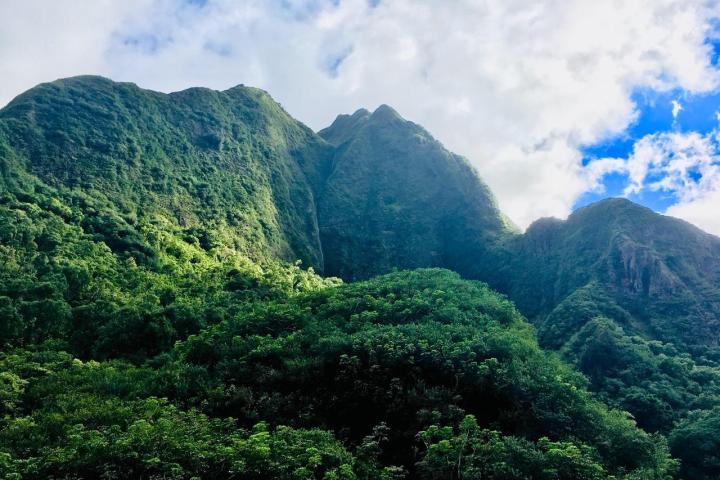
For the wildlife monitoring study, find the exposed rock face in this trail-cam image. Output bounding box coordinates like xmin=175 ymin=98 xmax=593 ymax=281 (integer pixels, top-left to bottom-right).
xmin=499 ymin=199 xmax=720 ymax=349
xmin=608 ymin=237 xmax=681 ymax=296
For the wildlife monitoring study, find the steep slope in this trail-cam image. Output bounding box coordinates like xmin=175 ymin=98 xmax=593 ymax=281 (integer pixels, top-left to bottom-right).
xmin=0 ymin=75 xmax=331 ymax=268
xmin=487 ymin=199 xmax=720 ymax=439
xmin=315 ymin=107 xmax=720 ymax=354
xmin=313 ymin=108 xmax=720 ymax=455
xmin=502 ymin=198 xmax=720 ymax=352
xmin=317 ymin=105 xmax=514 ymax=280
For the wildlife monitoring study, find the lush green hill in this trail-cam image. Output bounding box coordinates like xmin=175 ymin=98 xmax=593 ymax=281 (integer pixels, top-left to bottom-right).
xmin=0 ymin=76 xmax=717 ymax=478
xmin=316 ymin=107 xmax=720 ymax=361
xmin=317 ymin=105 xmax=515 ymax=280
xmin=485 ymin=200 xmax=720 ymax=438
xmin=501 ymin=198 xmax=720 ymax=351
xmin=0 ymin=270 xmax=676 ymax=478
xmin=0 ymin=75 xmax=331 ymax=269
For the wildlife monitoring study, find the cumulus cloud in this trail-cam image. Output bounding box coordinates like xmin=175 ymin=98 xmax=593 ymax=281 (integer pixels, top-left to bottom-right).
xmin=0 ymin=1 xmax=153 ymax=104
xmin=1 ymin=0 xmax=720 ymax=229
xmin=596 ymin=129 xmax=720 ymax=235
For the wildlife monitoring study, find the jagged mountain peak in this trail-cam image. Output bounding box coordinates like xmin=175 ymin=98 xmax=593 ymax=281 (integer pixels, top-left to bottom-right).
xmin=369 ymin=103 xmax=402 ymax=121
xmin=315 ymin=104 xmax=511 ymax=280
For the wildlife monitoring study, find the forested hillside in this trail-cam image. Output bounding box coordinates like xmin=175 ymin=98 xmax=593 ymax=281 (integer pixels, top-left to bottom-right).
xmin=313 ymin=103 xmax=720 ymax=479
xmin=0 ymin=76 xmax=331 ymax=269
xmin=493 ymin=199 xmax=720 ymax=475
xmin=0 ymin=76 xmax=718 ymax=478
xmin=316 ymin=105 xmax=514 ymax=280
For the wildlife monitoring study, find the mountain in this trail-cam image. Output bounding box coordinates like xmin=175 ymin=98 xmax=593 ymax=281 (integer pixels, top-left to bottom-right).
xmin=315 ymin=106 xmax=720 ymax=360
xmin=316 ymin=105 xmax=514 ymax=280
xmin=490 ymin=198 xmax=720 ymax=441
xmin=0 ymin=75 xmax=331 ymax=269
xmin=315 ymin=106 xmax=720 ymax=456
xmin=502 ymin=198 xmax=720 ymax=352
xmin=314 ymin=109 xmax=720 ymax=356
xmin=0 ymin=75 xmax=717 ymax=478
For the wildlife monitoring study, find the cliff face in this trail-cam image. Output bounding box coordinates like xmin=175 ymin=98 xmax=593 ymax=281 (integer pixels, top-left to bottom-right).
xmin=499 ymin=199 xmax=720 ymax=350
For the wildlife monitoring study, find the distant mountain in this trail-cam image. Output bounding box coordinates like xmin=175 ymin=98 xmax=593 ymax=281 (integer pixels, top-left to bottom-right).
xmin=500 ymin=198 xmax=720 ymax=353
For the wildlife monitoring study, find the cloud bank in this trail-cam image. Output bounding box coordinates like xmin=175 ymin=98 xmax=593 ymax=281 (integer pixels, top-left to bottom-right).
xmin=606 ymin=129 xmax=720 ymax=235
xmin=1 ymin=0 xmax=720 ymax=231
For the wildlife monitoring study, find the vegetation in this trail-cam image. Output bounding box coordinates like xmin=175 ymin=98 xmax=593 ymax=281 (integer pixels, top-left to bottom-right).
xmin=0 ymin=75 xmax=718 ymax=478
xmin=490 ymin=202 xmax=720 ymax=477
xmin=318 ymin=106 xmax=720 ymax=478
xmin=668 ymin=408 xmax=720 ymax=480
xmin=0 ymin=269 xmax=677 ymax=478
xmin=0 ymin=75 xmax=332 ymax=269
xmin=317 ymin=105 xmax=515 ymax=281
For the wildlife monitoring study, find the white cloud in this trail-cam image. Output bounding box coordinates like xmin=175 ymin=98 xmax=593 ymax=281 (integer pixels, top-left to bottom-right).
xmin=597 ymin=129 xmax=720 ymax=235
xmin=0 ymin=1 xmax=153 ymax=103
xmin=671 ymin=99 xmax=683 ymax=119
xmin=1 ymin=0 xmax=720 ymax=229
xmin=666 ymin=188 xmax=720 ymax=236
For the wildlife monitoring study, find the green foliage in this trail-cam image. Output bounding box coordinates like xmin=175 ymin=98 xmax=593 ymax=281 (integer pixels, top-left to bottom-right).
xmin=0 ymin=187 xmax=336 ymax=357
xmin=317 ymin=104 xmax=720 ymax=480
xmin=669 ymin=408 xmax=720 ymax=480
xmin=1 ymin=75 xmax=331 ymax=268
xmin=561 ymin=317 xmax=720 ymax=433
xmin=0 ymin=396 xmax=382 ymax=479
xmin=317 ymin=105 xmax=514 ymax=281
xmin=416 ymin=414 xmax=674 ymax=480
xmin=0 ymin=270 xmax=675 ymax=479
xmin=0 ymin=75 xmax=716 ymax=479
xmin=164 ymin=270 xmax=671 ymax=477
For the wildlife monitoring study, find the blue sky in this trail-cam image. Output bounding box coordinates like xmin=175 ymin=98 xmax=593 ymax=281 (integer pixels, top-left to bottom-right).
xmin=1 ymin=0 xmax=720 ymax=233
xmin=577 ymin=85 xmax=720 ymax=213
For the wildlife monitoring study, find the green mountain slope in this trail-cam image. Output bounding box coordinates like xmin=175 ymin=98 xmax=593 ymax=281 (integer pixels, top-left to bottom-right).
xmin=317 ymin=105 xmax=515 ymax=280
xmin=314 ymin=105 xmax=720 ymax=477
xmin=503 ymin=198 xmax=720 ymax=352
xmin=491 ymin=199 xmax=720 ymax=441
xmin=0 ymin=75 xmax=331 ymax=269
xmin=316 ymin=108 xmax=720 ymax=357
xmin=0 ymin=75 xmax=716 ymax=478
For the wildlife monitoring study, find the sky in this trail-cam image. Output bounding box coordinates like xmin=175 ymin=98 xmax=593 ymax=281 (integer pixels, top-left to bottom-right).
xmin=1 ymin=0 xmax=720 ymax=234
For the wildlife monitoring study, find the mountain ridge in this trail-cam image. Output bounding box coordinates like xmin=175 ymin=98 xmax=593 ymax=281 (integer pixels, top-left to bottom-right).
xmin=1 ymin=75 xmax=719 ymax=478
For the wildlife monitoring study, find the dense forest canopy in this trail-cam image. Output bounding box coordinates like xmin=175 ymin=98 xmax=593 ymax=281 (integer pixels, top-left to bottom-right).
xmin=0 ymin=76 xmax=718 ymax=478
